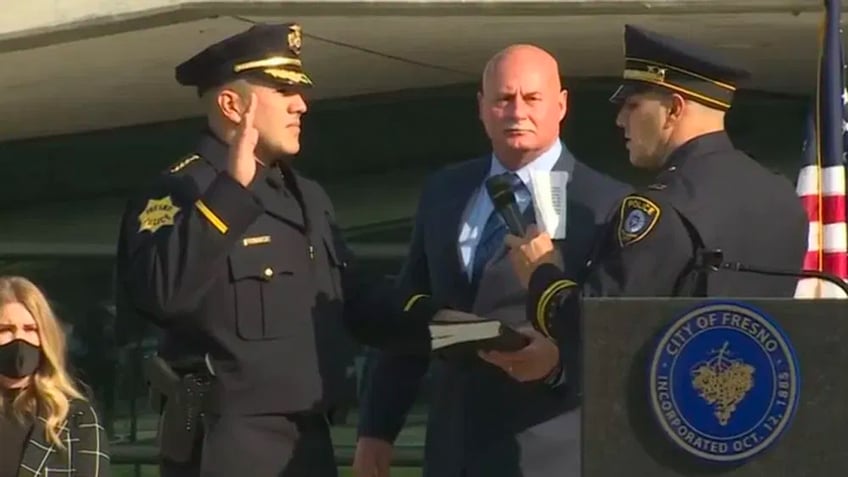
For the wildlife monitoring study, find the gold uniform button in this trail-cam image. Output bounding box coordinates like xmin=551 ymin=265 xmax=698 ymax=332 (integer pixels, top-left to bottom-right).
xmin=263 ymin=267 xmax=274 ymax=278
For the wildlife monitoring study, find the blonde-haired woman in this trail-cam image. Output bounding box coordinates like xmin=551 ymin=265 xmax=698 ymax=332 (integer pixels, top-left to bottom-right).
xmin=0 ymin=276 xmax=111 ymax=477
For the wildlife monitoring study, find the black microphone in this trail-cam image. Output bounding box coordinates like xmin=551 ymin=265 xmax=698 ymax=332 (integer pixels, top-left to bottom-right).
xmin=485 ymin=174 xmax=527 ymax=236
xmin=696 ymin=249 xmax=848 ymax=297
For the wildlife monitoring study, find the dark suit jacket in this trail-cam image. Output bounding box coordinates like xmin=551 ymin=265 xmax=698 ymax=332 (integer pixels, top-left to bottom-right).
xmin=358 ymin=147 xmax=631 ymax=477
xmin=17 ymin=399 xmax=111 ymax=477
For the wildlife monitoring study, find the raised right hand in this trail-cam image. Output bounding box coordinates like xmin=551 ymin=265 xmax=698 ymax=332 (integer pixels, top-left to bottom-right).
xmin=353 ymin=437 xmax=393 ymax=477
xmin=227 ymin=92 xmax=260 ymax=187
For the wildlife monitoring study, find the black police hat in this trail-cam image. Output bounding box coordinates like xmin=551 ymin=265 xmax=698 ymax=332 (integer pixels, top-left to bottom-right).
xmin=175 ymin=23 xmax=313 ymax=95
xmin=609 ymin=25 xmax=750 ymax=110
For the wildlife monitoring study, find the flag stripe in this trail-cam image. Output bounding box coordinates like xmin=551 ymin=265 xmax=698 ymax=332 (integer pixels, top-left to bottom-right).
xmin=823 ymin=221 xmax=848 ymax=253
xmin=803 ymin=251 xmax=848 ymax=275
xmin=801 ymin=195 xmax=847 ymax=224
xmin=796 ymin=165 xmax=847 ymax=196
xmin=795 ymin=277 xmax=848 ymax=298
xmin=805 ymin=222 xmax=848 ymax=253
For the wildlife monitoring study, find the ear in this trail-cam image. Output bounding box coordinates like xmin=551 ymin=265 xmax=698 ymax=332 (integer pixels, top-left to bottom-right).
xmin=216 ymin=88 xmax=248 ymax=124
xmin=558 ymin=88 xmax=568 ymax=122
xmin=667 ymin=93 xmax=686 ymax=123
xmin=476 ymin=90 xmax=485 ymax=122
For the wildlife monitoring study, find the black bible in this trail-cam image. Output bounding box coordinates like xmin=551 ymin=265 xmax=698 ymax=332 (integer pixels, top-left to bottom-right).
xmin=429 ymin=310 xmax=529 ymax=356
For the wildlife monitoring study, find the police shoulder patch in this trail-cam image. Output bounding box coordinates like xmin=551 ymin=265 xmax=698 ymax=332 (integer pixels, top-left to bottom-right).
xmin=138 ymin=196 xmax=181 ymax=233
xmin=168 ymin=153 xmax=200 ymax=174
xmin=648 ymin=301 xmax=800 ymax=464
xmin=617 ymin=194 xmax=661 ymax=247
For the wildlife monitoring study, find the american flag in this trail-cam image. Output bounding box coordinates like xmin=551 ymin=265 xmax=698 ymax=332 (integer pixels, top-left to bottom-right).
xmin=795 ymin=0 xmax=848 ymax=298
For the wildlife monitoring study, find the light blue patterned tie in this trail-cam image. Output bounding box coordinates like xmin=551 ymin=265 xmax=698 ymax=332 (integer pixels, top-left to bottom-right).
xmin=471 ymin=172 xmax=529 ymax=282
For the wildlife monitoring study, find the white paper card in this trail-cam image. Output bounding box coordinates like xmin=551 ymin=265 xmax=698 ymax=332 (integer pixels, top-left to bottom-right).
xmin=529 ymin=171 xmax=568 ymax=239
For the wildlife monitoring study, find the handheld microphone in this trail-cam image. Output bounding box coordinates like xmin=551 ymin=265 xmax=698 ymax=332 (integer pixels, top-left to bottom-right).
xmin=696 ymin=249 xmax=848 ymax=297
xmin=485 ymin=175 xmax=527 ymax=236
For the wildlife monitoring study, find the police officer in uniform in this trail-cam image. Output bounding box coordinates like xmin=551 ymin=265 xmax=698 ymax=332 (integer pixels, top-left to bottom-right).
xmin=115 ymin=23 xmax=434 ymax=477
xmin=502 ymin=25 xmax=809 ymax=346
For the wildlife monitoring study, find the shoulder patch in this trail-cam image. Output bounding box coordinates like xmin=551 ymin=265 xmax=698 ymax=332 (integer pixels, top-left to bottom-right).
xmin=168 ymin=154 xmax=200 ymax=174
xmin=138 ymin=196 xmax=181 ymax=233
xmin=617 ymin=195 xmax=661 ymax=247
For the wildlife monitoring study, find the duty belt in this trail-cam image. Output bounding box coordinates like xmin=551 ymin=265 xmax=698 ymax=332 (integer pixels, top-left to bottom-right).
xmin=144 ymin=355 xmax=211 ymax=463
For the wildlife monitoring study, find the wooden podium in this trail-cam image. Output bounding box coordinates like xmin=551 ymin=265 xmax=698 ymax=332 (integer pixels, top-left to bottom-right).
xmin=580 ymin=298 xmax=848 ymax=476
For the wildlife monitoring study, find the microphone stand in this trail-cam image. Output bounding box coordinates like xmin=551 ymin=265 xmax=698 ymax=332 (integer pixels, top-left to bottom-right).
xmin=697 ymin=249 xmax=848 ymax=297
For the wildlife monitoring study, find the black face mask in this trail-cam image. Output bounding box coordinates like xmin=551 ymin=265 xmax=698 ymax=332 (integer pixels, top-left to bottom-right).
xmin=0 ymin=339 xmax=41 ymax=379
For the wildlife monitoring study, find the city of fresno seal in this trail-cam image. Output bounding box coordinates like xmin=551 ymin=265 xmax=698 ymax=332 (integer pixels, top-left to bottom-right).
xmin=649 ymin=301 xmax=800 ymax=463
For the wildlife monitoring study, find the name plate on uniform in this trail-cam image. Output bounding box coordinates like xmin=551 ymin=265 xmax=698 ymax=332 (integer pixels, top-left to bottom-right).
xmin=530 ymin=171 xmax=568 ymax=239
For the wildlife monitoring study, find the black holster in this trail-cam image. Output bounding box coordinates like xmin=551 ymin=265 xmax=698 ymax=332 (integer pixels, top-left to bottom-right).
xmin=144 ymin=356 xmax=210 ymax=463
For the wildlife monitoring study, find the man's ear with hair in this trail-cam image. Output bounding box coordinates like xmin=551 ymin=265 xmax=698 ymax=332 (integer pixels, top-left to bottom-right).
xmin=214 ymin=80 xmax=252 ymax=124
xmin=660 ymin=91 xmax=686 ymax=124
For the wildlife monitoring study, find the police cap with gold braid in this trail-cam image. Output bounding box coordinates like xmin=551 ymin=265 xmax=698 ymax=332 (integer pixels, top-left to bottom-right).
xmin=609 ymin=25 xmax=750 ymax=111
xmin=175 ymin=23 xmax=313 ymax=95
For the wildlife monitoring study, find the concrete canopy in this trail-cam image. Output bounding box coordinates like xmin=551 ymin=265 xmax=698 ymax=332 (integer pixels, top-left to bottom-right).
xmin=0 ymin=0 xmax=839 ymax=260
xmin=0 ymin=0 xmax=839 ymax=142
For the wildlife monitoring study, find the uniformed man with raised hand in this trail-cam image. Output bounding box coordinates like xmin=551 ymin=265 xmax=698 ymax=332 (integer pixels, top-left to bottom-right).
xmin=115 ymin=23 xmax=434 ymax=477
xmin=502 ymin=24 xmax=808 ymax=354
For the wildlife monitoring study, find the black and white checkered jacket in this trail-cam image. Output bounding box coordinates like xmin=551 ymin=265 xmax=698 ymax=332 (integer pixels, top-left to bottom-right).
xmin=16 ymin=398 xmax=111 ymax=477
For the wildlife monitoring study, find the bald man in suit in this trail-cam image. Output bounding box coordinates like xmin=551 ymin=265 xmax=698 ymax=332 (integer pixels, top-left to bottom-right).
xmin=353 ymin=45 xmax=631 ymax=477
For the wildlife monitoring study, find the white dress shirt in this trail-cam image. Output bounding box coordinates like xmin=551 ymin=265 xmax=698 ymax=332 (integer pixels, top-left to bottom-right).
xmin=457 ymin=140 xmax=563 ymax=281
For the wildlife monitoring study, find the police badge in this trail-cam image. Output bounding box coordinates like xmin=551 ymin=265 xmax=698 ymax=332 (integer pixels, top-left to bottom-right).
xmin=648 ymin=301 xmax=801 ymax=463
xmin=288 ymin=25 xmax=302 ymax=55
xmin=137 ymin=196 xmax=181 ymax=233
xmin=617 ymin=195 xmax=660 ymax=247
